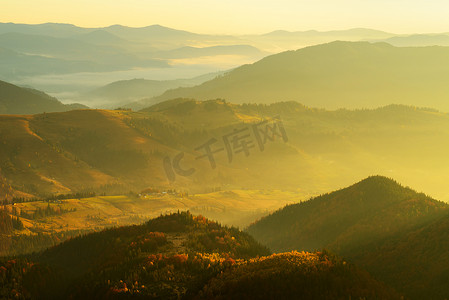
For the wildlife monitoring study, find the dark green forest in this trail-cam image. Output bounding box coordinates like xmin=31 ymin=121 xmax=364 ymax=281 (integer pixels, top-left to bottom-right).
xmin=247 ymin=176 xmax=449 ymax=299
xmin=0 ymin=212 xmax=399 ymax=299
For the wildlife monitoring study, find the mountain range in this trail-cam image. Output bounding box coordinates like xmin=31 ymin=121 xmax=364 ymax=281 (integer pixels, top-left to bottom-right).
xmin=2 ymin=99 xmax=449 ymax=203
xmin=4 ymin=23 xmax=449 ymax=110
xmin=0 ymin=23 xmax=264 ymax=81
xmin=0 ymin=211 xmax=400 ymax=299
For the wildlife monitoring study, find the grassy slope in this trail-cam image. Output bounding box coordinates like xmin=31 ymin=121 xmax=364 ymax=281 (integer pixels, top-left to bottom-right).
xmin=0 ymin=113 xmax=113 ymax=195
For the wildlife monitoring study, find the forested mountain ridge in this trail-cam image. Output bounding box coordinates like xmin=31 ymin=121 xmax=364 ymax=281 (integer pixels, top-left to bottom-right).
xmin=247 ymin=176 xmax=449 ymax=299
xmin=247 ymin=176 xmax=448 ymax=253
xmin=0 ymin=212 xmax=400 ymax=299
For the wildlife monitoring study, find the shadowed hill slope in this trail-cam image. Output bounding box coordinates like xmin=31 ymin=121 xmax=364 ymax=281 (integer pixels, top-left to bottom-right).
xmin=247 ymin=176 xmax=448 ymax=253
xmin=3 ymin=101 xmax=449 ymax=201
xmin=352 ymin=211 xmax=449 ymax=299
xmin=0 ymin=80 xmax=87 ymax=114
xmin=198 ymin=251 xmax=400 ymax=300
xmin=247 ymin=176 xmax=449 ymax=299
xmin=0 ymin=212 xmax=400 ymax=299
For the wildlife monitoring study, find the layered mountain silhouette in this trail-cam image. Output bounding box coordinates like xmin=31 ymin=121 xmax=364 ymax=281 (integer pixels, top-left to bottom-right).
xmin=152 ymin=41 xmax=449 ymax=112
xmin=198 ymin=251 xmax=400 ymax=299
xmin=0 ymin=23 xmax=263 ymax=81
xmin=6 ymin=23 xmax=449 ymax=110
xmin=84 ymin=72 xmax=224 ymax=109
xmin=379 ymin=34 xmax=449 ymax=47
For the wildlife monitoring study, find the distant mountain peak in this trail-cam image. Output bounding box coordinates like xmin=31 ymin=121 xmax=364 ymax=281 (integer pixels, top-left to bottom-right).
xmin=106 ymin=24 xmax=129 ymax=29
xmin=146 ymin=24 xmax=168 ymax=29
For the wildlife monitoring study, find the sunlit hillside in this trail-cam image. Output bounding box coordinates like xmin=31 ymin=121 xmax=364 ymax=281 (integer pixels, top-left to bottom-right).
xmin=2 ymin=100 xmax=449 ymax=202
xmin=247 ymin=176 xmax=448 ymax=252
xmin=199 ymin=251 xmax=400 ymax=300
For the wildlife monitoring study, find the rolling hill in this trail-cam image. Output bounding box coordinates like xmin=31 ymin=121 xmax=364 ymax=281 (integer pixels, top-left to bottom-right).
xmin=0 ymin=109 xmax=173 ymax=198
xmin=0 ymin=212 xmax=400 ymax=299
xmin=152 ymin=41 xmax=449 ymax=112
xmin=247 ymin=176 xmax=448 ymax=253
xmin=0 ymin=80 xmax=87 ymax=114
xmin=84 ymin=71 xmax=225 ymax=109
xmin=0 ymin=22 xmax=397 ymax=50
xmin=380 ymin=34 xmax=449 ymax=47
xmin=247 ymin=176 xmax=449 ymax=299
xmin=198 ymin=251 xmax=400 ymax=300
xmin=3 ymin=100 xmax=449 ymax=202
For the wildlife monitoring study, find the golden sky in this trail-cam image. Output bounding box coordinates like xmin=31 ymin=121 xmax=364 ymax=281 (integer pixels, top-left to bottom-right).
xmin=2 ymin=0 xmax=449 ymax=34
